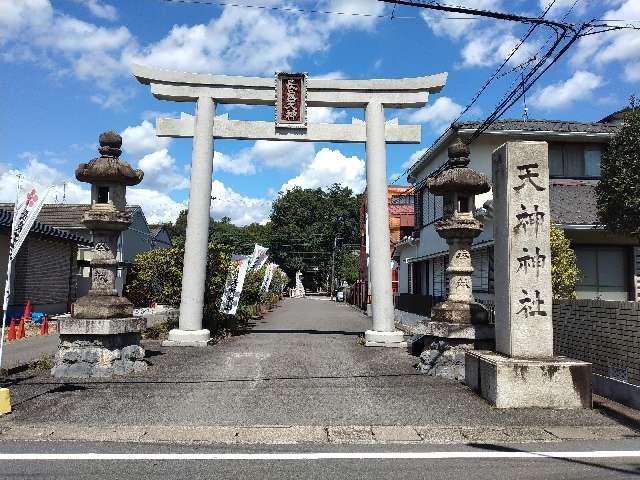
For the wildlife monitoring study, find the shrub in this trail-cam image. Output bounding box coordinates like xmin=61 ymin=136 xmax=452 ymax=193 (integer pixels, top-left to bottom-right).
xmin=550 ymin=225 xmax=579 ymax=299
xmin=126 ymin=243 xmax=232 ymax=329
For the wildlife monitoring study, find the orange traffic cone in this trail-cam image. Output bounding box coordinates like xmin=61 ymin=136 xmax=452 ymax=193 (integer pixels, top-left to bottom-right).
xmin=7 ymin=319 xmax=16 ymax=342
xmin=17 ymin=317 xmax=25 ymax=339
xmin=21 ymin=300 xmax=32 ymax=323
xmin=40 ymin=315 xmax=49 ymax=335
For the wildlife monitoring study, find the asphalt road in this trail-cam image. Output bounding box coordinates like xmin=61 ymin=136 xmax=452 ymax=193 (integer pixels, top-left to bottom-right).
xmin=1 ymin=298 xmax=620 ymax=429
xmin=0 ymin=439 xmax=639 ymax=479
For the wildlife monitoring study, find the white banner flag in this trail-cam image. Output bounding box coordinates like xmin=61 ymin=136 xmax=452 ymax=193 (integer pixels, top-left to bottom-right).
xmin=247 ymin=244 xmax=269 ymax=272
xmin=1 ymin=183 xmax=50 ymax=368
xmin=260 ymin=263 xmax=276 ymax=294
xmin=219 ymin=255 xmax=250 ymax=316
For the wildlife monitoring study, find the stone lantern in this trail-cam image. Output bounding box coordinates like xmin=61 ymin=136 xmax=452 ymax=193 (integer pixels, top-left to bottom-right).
xmin=416 ymin=139 xmax=493 ymax=380
xmin=53 ymin=131 xmax=147 ymax=378
xmin=427 ymin=139 xmax=491 ymax=324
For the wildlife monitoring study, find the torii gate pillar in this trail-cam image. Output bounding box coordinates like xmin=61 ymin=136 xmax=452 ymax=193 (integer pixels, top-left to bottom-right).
xmin=363 ymin=100 xmax=403 ymax=346
xmin=132 ymin=65 xmax=447 ymax=347
xmin=165 ymin=95 xmax=216 ymax=346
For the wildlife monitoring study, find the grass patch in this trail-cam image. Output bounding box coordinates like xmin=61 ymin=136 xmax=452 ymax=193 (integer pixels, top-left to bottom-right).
xmin=143 ymin=318 xmax=179 ymax=340
xmin=28 ymin=356 xmax=54 ymax=371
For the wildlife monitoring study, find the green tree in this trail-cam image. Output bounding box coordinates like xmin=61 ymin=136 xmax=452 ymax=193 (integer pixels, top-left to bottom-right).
xmin=550 ymin=225 xmax=579 ymax=299
xmin=269 ymin=185 xmax=361 ymax=286
xmin=596 ymin=101 xmax=640 ymax=236
xmin=335 ymin=249 xmax=360 ymax=285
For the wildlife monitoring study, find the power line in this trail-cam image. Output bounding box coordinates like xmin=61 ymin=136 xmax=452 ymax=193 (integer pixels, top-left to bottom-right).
xmin=158 ymin=0 xmax=417 ymax=19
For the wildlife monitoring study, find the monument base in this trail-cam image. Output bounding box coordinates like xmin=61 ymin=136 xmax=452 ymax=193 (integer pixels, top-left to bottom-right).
xmin=417 ymin=321 xmax=494 ymax=381
xmin=364 ymin=330 xmax=406 ymax=347
xmin=162 ymin=328 xmax=210 ymax=347
xmin=465 ymin=350 xmax=592 ymax=409
xmin=52 ymin=317 xmax=146 ymax=379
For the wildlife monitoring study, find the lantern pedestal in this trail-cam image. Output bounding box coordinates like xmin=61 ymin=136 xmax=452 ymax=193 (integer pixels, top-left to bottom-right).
xmin=52 ymin=317 xmax=147 ymax=378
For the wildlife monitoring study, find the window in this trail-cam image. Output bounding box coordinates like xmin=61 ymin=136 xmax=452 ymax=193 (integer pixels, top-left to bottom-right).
xmin=97 ymin=186 xmax=109 ymax=203
xmin=391 ymin=195 xmax=413 ymax=205
xmin=549 ymin=143 xmax=602 ymax=178
xmin=574 ymin=246 xmax=629 ymax=301
xmin=420 ymin=189 xmax=443 ymax=227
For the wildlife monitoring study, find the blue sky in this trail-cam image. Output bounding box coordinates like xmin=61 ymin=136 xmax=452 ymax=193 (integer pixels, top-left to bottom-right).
xmin=1 ymin=0 xmax=639 ymax=225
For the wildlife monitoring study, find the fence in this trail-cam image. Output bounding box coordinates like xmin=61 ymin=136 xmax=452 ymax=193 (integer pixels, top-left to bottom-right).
xmin=553 ymin=299 xmax=640 ymax=409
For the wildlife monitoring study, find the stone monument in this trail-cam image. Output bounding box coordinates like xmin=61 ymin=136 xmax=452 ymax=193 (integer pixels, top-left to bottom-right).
xmin=416 ymin=140 xmax=494 ymax=380
xmin=52 ymin=131 xmax=147 ymax=378
xmin=290 ymin=271 xmax=305 ymax=298
xmin=465 ymin=141 xmax=592 ymax=408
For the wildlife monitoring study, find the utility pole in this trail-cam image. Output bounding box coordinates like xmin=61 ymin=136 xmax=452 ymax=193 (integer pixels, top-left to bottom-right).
xmin=330 ymin=236 xmax=342 ymax=300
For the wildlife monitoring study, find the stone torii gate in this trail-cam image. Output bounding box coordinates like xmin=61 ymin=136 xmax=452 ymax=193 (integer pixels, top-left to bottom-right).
xmin=132 ymin=65 xmax=447 ymax=347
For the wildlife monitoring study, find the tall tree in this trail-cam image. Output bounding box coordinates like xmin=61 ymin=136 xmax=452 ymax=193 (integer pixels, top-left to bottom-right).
xmin=596 ymin=100 xmax=640 ymax=236
xmin=269 ymin=185 xmax=361 ymax=285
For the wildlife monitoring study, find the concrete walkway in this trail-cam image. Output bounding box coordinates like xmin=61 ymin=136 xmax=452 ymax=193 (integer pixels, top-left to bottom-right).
xmin=0 ymin=298 xmax=633 ymax=443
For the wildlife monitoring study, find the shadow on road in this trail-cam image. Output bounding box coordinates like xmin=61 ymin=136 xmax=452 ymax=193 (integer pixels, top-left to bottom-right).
xmin=468 ymin=442 xmax=640 ymax=476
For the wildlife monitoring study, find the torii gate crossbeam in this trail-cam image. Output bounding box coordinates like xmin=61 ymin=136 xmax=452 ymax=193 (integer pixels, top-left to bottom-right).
xmin=133 ymin=65 xmax=447 ymax=347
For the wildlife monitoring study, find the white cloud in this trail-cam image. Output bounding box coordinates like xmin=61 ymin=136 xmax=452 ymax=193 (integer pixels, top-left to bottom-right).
xmin=539 ymin=0 xmax=587 ymax=18
xmin=531 ymin=70 xmax=603 ymax=110
xmin=401 ymin=147 xmax=428 ymax=171
xmin=459 ymin=31 xmax=540 ymax=69
xmin=406 ymin=97 xmax=463 ymax=134
xmin=137 ymin=149 xmax=189 ymax=191
xmin=307 ymin=107 xmax=348 ymax=124
xmin=121 ymin=120 xmax=171 ymax=157
xmin=212 ymin=150 xmax=256 ymax=175
xmin=0 ymin=155 xmax=89 ymax=205
xmin=420 ymin=0 xmax=504 ymax=39
xmin=0 ymin=0 xmax=384 ymax=108
xmin=625 ymin=62 xmax=640 ymax=82
xmin=571 ymin=1 xmax=640 ymax=82
xmin=280 ymin=147 xmax=365 ymax=193
xmin=248 ymin=141 xmax=315 ymax=168
xmin=420 ymin=1 xmax=541 ymax=70
xmin=210 ymin=180 xmax=271 ymax=225
xmin=127 ymin=187 xmax=186 ymax=224
xmin=72 ymin=0 xmax=118 ymax=21
xmin=312 ymin=71 xmax=347 ymax=80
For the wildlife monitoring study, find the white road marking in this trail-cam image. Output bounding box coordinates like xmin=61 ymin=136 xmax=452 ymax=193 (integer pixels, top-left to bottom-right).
xmin=0 ymin=451 xmax=638 ymax=461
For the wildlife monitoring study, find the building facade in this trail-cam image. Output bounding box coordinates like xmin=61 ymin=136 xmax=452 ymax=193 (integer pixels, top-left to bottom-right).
xmin=355 ymin=186 xmax=415 ymax=309
xmin=0 ymin=209 xmax=89 ymax=315
xmin=0 ymin=203 xmax=163 ymax=297
xmin=396 ymin=117 xmax=636 ymax=314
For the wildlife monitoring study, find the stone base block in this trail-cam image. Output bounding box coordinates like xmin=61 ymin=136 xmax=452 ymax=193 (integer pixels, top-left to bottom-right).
xmin=417 ymin=324 xmax=495 ymax=381
xmin=364 ymin=330 xmax=406 ymax=347
xmin=53 ymin=333 xmax=146 ymax=379
xmin=72 ymin=295 xmax=134 ymax=319
xmin=162 ymin=328 xmax=210 ymax=347
xmin=59 ymin=316 xmax=145 ymax=335
xmin=465 ymin=351 xmax=592 ymax=409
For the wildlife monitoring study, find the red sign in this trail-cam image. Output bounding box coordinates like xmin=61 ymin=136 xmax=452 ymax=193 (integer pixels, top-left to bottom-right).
xmin=276 ymin=72 xmax=306 ymax=128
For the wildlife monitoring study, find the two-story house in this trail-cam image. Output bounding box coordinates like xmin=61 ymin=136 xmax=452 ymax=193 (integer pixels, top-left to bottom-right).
xmin=395 ymin=116 xmax=637 ymax=316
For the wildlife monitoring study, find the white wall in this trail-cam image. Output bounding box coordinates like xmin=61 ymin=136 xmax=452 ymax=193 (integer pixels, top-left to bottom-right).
xmin=413 ymin=136 xmax=501 ymax=260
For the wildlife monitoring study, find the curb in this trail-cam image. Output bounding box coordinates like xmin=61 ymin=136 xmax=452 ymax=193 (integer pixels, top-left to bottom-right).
xmin=0 ymin=424 xmax=637 ymax=445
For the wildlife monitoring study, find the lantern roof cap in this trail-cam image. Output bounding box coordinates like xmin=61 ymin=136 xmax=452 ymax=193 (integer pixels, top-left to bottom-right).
xmin=75 ymin=131 xmax=144 ymax=186
xmin=427 ymin=138 xmax=490 ymax=195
